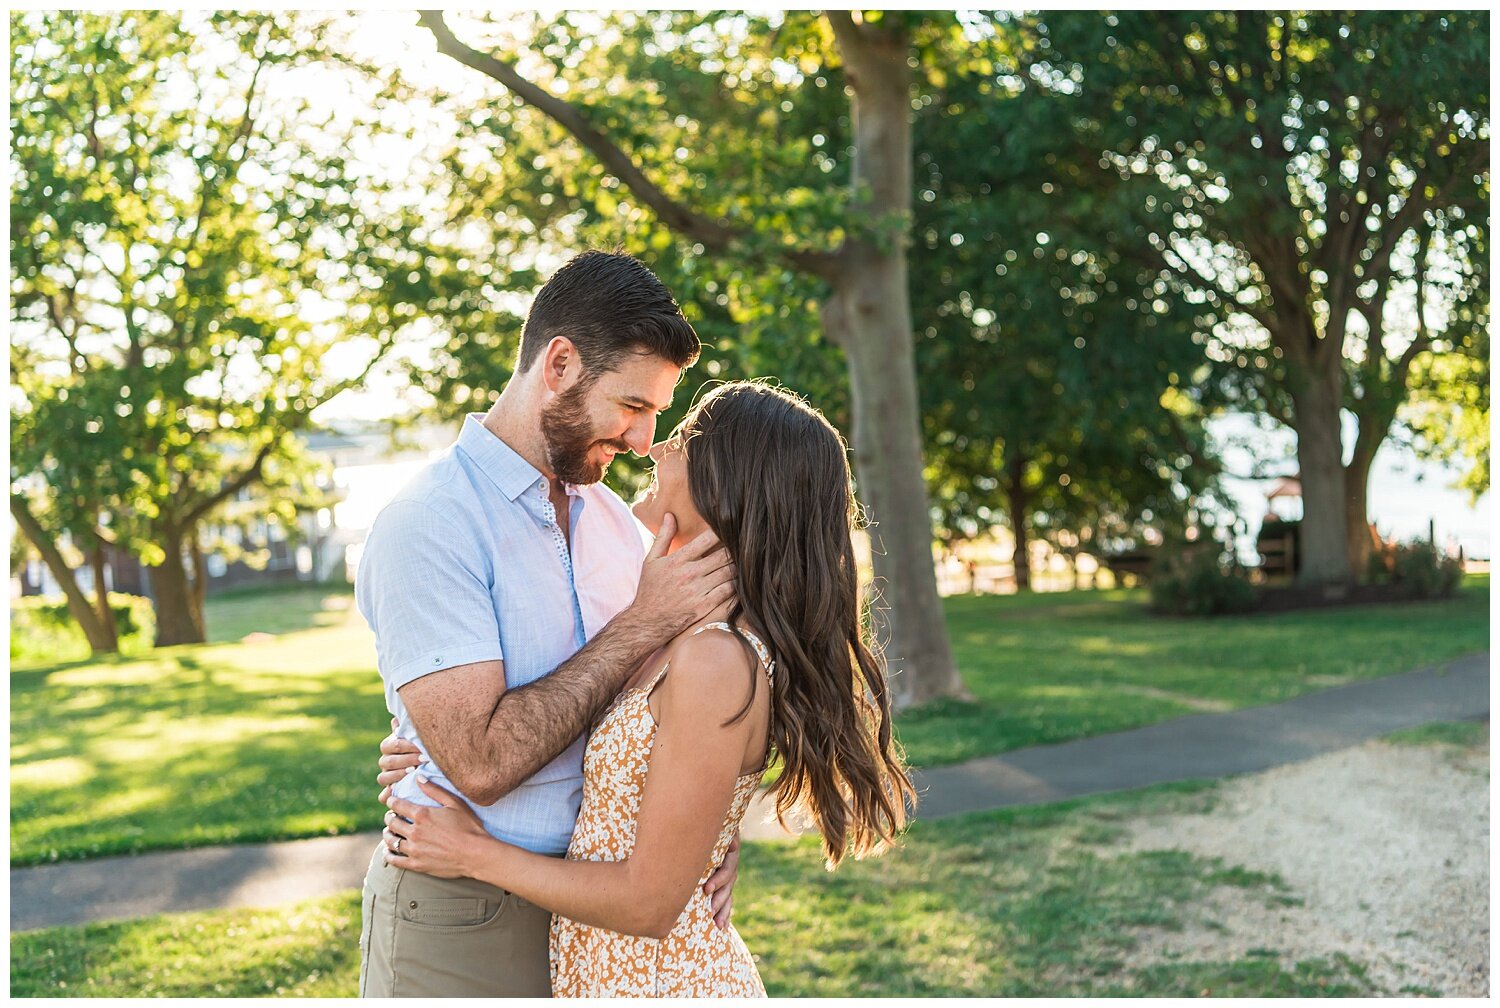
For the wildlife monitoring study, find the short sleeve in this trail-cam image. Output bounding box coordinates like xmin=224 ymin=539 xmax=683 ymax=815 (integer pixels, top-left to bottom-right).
xmin=354 ymin=499 xmax=504 ymax=691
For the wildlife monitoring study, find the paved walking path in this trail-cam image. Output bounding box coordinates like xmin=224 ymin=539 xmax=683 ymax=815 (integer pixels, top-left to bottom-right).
xmin=12 ymin=651 xmax=1488 ymax=932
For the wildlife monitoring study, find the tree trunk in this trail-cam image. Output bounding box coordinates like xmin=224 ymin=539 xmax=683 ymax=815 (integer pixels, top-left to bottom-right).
xmin=189 ymin=529 xmax=208 ymax=630
xmin=9 ymin=497 xmax=119 ymax=654
xmin=820 ymin=17 xmax=963 ymax=708
xmin=1002 ymin=453 xmax=1032 ymax=592
xmin=1344 ymin=396 xmax=1402 ymax=583
xmin=152 ymin=531 xmax=207 ymax=646
xmin=823 ymin=270 xmax=964 ymax=707
xmin=1344 ymin=451 xmax=1375 ymax=581
xmin=88 ymin=533 xmax=120 ymax=652
xmin=1287 ymin=362 xmax=1354 ymax=588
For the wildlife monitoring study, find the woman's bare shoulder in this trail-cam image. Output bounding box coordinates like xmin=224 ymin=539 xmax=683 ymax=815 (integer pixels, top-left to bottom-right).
xmin=665 ymin=622 xmax=757 ymax=675
xmin=653 ymin=623 xmax=761 ymax=718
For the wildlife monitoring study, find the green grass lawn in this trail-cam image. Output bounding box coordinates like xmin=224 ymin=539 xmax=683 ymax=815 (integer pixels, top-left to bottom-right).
xmin=1383 ymin=718 xmax=1489 ymax=749
xmin=11 ymin=576 xmax=1488 ymax=864
xmin=10 ymin=587 xmax=389 ymax=865
xmin=9 ymin=780 xmax=1383 ymax=997
xmin=899 ymin=574 xmax=1489 ymax=765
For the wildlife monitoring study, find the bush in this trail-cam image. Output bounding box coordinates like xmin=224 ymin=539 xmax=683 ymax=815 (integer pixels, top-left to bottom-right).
xmin=11 ymin=593 xmax=155 ymax=664
xmin=1367 ymin=539 xmax=1463 ymax=599
xmin=1149 ymin=544 xmax=1258 ymax=616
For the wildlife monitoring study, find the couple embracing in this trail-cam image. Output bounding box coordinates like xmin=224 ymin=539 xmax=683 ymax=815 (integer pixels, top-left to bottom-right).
xmin=355 ymin=251 xmax=915 ymax=997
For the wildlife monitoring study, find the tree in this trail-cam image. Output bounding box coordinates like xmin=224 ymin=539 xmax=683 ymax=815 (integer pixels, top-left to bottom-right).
xmin=1035 ymin=11 xmax=1488 ymax=586
xmin=1403 ymin=319 xmax=1489 ymax=506
xmin=407 ymin=10 xmax=968 ymax=703
xmin=11 ymin=326 xmax=127 ymax=652
xmin=912 ymin=45 xmax=1228 ymax=589
xmin=9 ymin=11 xmax=479 ymax=645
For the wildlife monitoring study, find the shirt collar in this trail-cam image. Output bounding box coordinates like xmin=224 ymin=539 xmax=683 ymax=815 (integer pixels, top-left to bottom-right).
xmin=456 ymin=414 xmax=549 ymax=502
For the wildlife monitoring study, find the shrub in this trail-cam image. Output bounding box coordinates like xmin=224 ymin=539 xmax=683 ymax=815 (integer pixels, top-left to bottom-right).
xmin=1367 ymin=539 xmax=1463 ymax=599
xmin=1149 ymin=544 xmax=1258 ymax=616
xmin=11 ymin=593 xmax=156 ymax=664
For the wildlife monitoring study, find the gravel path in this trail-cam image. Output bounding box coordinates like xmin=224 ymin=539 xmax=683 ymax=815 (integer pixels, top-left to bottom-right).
xmin=1118 ymin=729 xmax=1489 ymax=997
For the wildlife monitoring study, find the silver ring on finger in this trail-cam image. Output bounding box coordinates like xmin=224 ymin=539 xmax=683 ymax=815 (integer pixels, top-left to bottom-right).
xmin=392 ymin=835 xmax=403 ymax=854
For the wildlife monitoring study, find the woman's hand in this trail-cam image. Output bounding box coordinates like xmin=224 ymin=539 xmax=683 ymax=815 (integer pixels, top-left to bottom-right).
xmin=703 ymin=832 xmax=739 ymax=930
xmin=377 ymin=716 xmax=423 ymax=804
xmin=383 ymin=776 xmax=491 ymax=879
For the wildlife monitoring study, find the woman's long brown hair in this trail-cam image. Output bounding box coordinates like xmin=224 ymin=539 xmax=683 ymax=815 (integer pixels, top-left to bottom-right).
xmin=679 ymin=380 xmax=916 ymax=868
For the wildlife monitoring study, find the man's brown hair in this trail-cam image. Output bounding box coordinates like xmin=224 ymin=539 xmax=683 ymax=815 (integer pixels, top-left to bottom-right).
xmin=517 ymin=250 xmax=700 ymax=376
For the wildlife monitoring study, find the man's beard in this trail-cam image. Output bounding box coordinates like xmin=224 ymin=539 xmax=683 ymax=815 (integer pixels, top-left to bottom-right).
xmin=540 ymin=379 xmax=628 ymax=485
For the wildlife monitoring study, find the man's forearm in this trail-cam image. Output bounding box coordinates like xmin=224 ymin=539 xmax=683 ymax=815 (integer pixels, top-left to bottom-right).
xmin=462 ymin=611 xmax=665 ymax=805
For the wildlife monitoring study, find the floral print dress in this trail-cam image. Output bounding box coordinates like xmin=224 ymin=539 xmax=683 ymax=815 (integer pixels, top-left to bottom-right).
xmin=549 ymin=622 xmax=772 ymax=997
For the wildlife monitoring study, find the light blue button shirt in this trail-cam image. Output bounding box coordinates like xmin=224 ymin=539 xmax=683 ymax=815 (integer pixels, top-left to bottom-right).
xmin=355 ymin=414 xmax=647 ymax=854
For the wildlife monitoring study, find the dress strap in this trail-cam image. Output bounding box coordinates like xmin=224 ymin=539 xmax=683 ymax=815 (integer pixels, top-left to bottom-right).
xmin=641 ymin=655 xmax=675 ymax=694
xmin=691 ymin=621 xmax=776 ymax=684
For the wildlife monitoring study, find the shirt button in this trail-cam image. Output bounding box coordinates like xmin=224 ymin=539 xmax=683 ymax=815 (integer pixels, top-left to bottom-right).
xmin=433 ymin=657 xmax=441 ymax=665
xmin=538 ymin=480 xmax=546 ymax=492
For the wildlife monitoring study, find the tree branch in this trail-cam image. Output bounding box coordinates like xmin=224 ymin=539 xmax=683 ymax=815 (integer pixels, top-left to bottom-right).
xmin=1319 ymin=117 xmax=1387 ymax=322
xmin=417 ymin=10 xmax=839 ymax=278
xmin=10 ymin=493 xmax=112 ymax=647
xmin=1358 ymin=190 xmax=1425 ymax=296
xmin=824 ymin=11 xmax=873 ymax=77
xmin=178 ymin=43 xmax=268 ymax=291
xmin=175 ymin=323 xmax=397 ymax=532
xmin=1241 ymin=226 xmax=1308 ymax=335
xmin=1159 ymin=240 xmax=1277 ymax=333
xmin=1395 ymin=225 xmax=1436 ymax=380
xmin=1355 ymin=281 xmax=1389 ymax=400
xmin=180 ymin=437 xmax=278 ymax=529
xmin=46 ymin=293 xmax=85 ymax=375
xmin=1363 ymin=138 xmax=1478 ymax=296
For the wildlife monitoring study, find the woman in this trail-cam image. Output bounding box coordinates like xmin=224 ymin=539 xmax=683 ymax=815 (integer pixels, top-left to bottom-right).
xmin=378 ymin=381 xmax=915 ymax=997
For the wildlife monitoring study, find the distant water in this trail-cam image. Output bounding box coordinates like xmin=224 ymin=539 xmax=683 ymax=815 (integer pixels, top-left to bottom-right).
xmin=1208 ymin=412 xmax=1489 ymax=562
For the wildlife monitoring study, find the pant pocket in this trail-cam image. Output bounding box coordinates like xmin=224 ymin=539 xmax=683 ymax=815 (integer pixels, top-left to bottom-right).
xmin=385 ymin=869 xmax=539 ymax=995
xmin=398 ymin=896 xmax=499 ymax=929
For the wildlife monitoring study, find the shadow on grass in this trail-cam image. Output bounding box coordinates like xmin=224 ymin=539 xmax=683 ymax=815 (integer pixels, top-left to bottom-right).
xmin=12 ymin=586 xmax=359 ymax=679
xmin=10 ymin=891 xmax=363 ymax=997
xmin=203 ymin=585 xmax=357 ymax=643
xmin=11 ymin=598 xmax=387 ymax=865
xmin=12 ymin=656 xmax=389 ymax=864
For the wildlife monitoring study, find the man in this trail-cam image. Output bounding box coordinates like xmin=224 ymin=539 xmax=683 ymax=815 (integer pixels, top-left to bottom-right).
xmin=354 ymin=251 xmax=738 ymax=997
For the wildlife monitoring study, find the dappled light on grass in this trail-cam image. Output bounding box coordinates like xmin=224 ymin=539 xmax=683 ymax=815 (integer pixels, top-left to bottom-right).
xmin=11 ymin=587 xmax=387 ymax=865
xmin=10 ymin=892 xmax=362 ymax=998
xmin=1074 ymin=636 xmax=1159 ymax=657
xmin=11 ymin=756 xmax=93 ymax=789
xmin=203 ymin=588 xmax=358 ymax=643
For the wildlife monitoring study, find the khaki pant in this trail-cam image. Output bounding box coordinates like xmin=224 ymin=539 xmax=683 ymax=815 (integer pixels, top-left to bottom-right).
xmin=358 ymin=844 xmax=553 ymax=998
